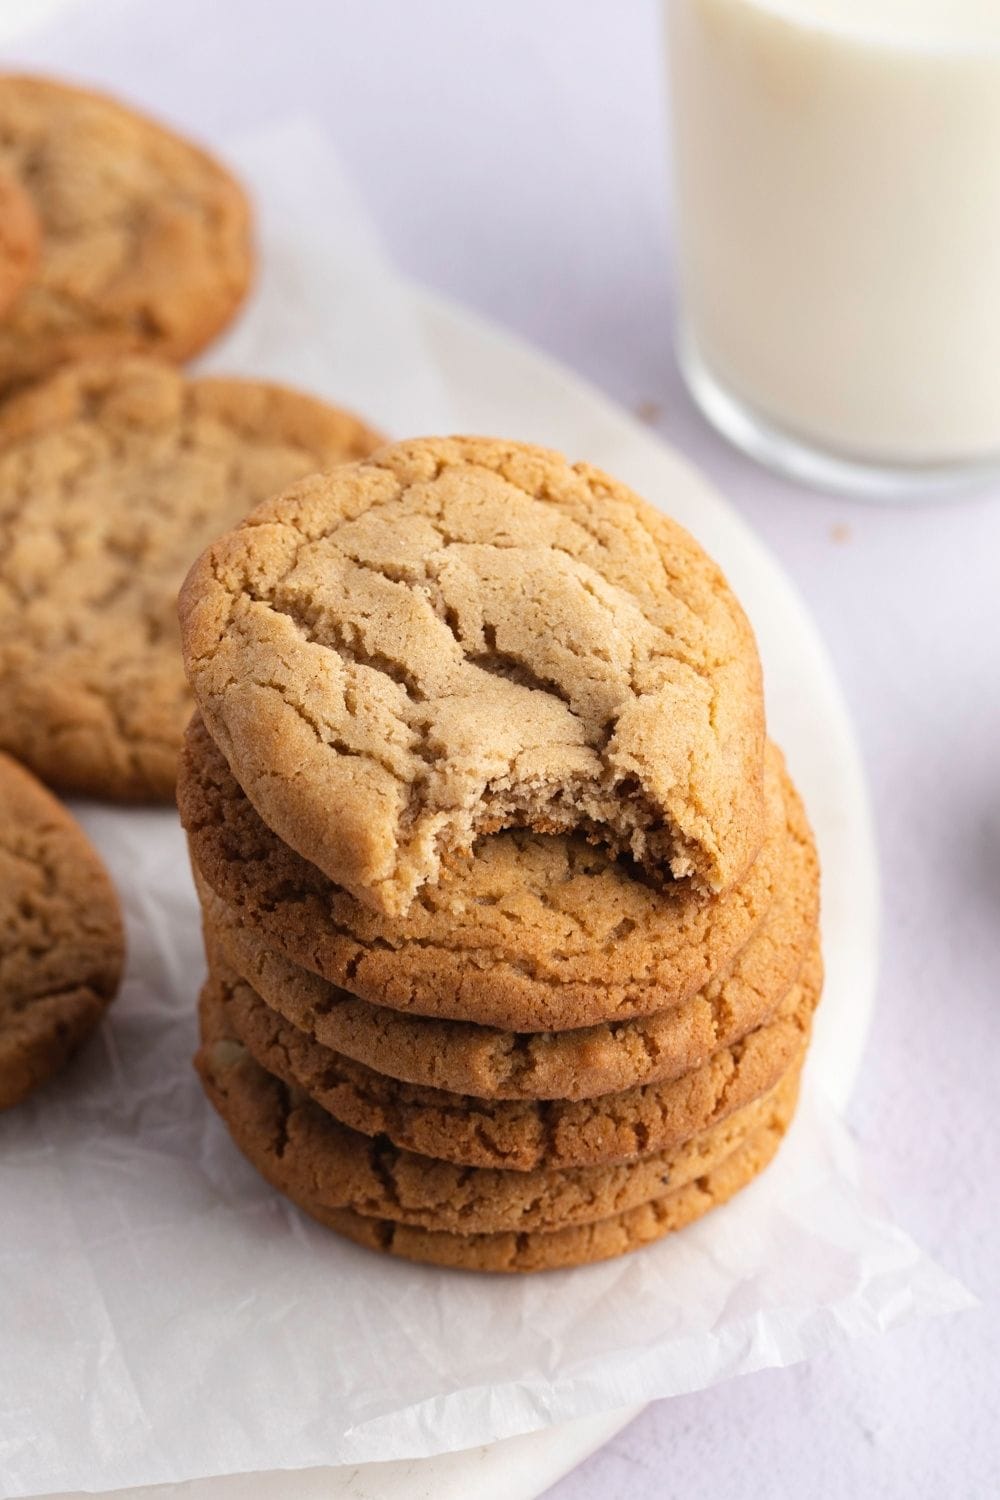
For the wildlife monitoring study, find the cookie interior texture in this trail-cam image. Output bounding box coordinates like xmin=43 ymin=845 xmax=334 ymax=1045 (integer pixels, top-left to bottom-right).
xmin=0 ymin=359 xmax=383 ymax=799
xmin=0 ymin=751 xmax=124 ymax=1109
xmin=204 ymin=940 xmax=819 ymax=1170
xmin=179 ymin=717 xmax=796 ymax=1031
xmin=0 ymin=74 xmax=252 ymax=389
xmin=179 ymin=436 xmax=766 ymax=916
xmin=0 ymin=168 xmax=40 ymax=318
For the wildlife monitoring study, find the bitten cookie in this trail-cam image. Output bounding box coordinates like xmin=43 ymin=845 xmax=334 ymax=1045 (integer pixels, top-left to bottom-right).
xmin=0 ymin=169 xmax=40 ymax=318
xmin=197 ymin=973 xmax=804 ymax=1235
xmin=0 ymin=75 xmax=252 ymax=389
xmin=180 ymin=719 xmax=789 ymax=1031
xmin=0 ymin=752 xmax=124 ymax=1109
xmin=179 ymin=436 xmax=766 ymax=915
xmin=0 ymin=359 xmax=383 ymax=799
xmin=207 ymin=942 xmax=820 ymax=1170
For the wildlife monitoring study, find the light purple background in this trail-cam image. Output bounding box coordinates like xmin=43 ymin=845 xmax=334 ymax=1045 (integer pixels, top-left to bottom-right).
xmin=4 ymin=2 xmax=997 ymax=1495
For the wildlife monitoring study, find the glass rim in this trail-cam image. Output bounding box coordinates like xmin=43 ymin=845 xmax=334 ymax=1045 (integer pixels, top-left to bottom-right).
xmin=696 ymin=0 xmax=1000 ymax=62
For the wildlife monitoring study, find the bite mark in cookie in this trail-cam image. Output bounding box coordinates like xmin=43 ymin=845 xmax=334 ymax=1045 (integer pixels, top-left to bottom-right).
xmin=179 ymin=437 xmax=766 ymax=914
xmin=180 ymin=719 xmax=793 ymax=1031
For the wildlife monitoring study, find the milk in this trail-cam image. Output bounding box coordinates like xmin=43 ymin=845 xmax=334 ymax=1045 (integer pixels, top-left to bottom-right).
xmin=666 ymin=0 xmax=1000 ymax=478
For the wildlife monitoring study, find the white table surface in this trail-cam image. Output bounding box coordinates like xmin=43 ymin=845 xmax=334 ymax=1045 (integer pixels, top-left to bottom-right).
xmin=3 ymin=2 xmax=997 ymax=1496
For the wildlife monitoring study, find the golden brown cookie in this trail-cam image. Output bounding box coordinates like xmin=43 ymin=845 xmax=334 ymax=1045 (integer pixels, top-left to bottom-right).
xmin=0 ymin=75 xmax=252 ymax=389
xmin=195 ymin=749 xmax=818 ymax=1099
xmin=180 ymin=719 xmax=791 ymax=1031
xmin=179 ymin=437 xmax=766 ymax=915
xmin=196 ymin=973 xmax=803 ymax=1235
xmin=0 ymin=752 xmax=124 ymax=1109
xmin=303 ymin=1103 xmax=792 ymax=1271
xmin=0 ymin=169 xmax=40 ymax=318
xmin=207 ymin=942 xmax=820 ymax=1170
xmin=0 ymin=359 xmax=383 ymax=799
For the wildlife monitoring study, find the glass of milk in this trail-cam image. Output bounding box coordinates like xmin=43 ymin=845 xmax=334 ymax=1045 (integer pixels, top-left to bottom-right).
xmin=665 ymin=0 xmax=1000 ymax=498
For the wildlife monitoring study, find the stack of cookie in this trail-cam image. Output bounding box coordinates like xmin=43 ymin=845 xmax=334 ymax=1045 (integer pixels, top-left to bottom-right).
xmin=178 ymin=436 xmax=821 ymax=1273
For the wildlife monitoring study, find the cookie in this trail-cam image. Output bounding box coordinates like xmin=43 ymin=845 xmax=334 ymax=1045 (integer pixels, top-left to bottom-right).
xmin=197 ymin=975 xmax=803 ymax=1235
xmin=179 ymin=436 xmax=766 ymax=915
xmin=207 ymin=942 xmax=820 ymax=1170
xmin=196 ymin=751 xmax=817 ymax=1100
xmin=0 ymin=359 xmax=383 ymax=799
xmin=297 ymin=1103 xmax=791 ymax=1272
xmin=180 ymin=718 xmax=790 ymax=1031
xmin=0 ymin=169 xmax=40 ymax=318
xmin=0 ymin=752 xmax=124 ymax=1109
xmin=0 ymin=75 xmax=252 ymax=389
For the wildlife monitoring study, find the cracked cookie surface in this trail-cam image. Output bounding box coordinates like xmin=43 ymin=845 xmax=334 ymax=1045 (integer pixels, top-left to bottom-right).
xmin=197 ymin=971 xmax=803 ymax=1235
xmin=0 ymin=751 xmax=124 ymax=1109
xmin=0 ymin=75 xmax=252 ymax=389
xmin=197 ymin=756 xmax=818 ymax=1099
xmin=0 ymin=168 xmax=40 ymax=318
xmin=206 ymin=942 xmax=820 ymax=1170
xmin=0 ymin=359 xmax=382 ymax=799
xmin=179 ymin=436 xmax=766 ymax=915
xmin=181 ymin=719 xmax=789 ymax=1030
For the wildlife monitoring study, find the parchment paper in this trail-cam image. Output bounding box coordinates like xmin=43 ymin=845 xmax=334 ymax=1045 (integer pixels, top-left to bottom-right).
xmin=0 ymin=122 xmax=973 ymax=1500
